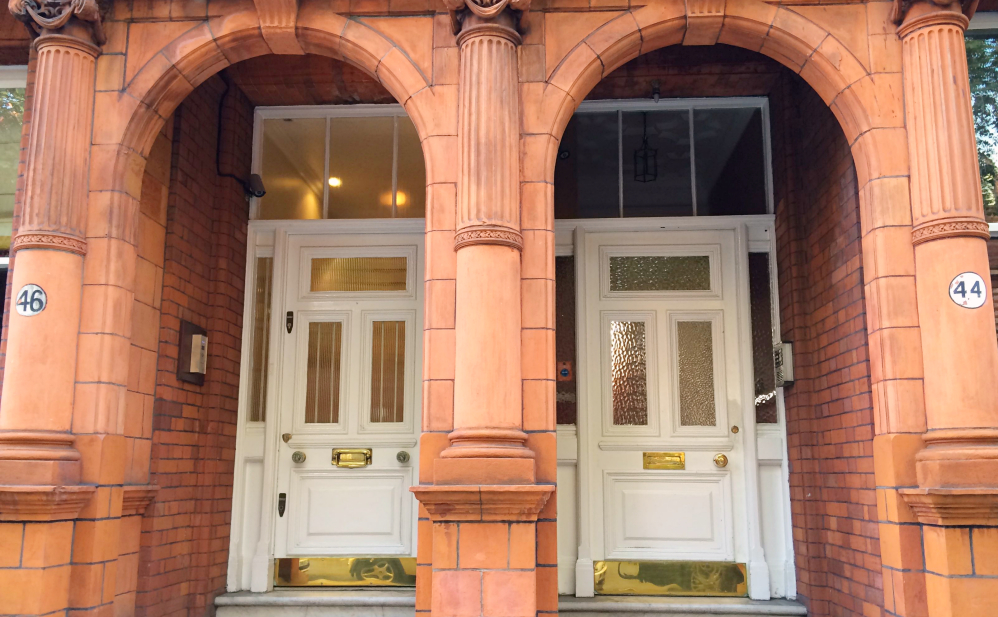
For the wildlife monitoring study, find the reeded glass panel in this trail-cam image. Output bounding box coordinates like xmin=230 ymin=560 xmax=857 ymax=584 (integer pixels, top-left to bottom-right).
xmin=556 ymin=256 xmax=577 ymax=425
xmin=610 ymin=321 xmax=648 ymax=426
xmin=609 ymin=255 xmax=711 ymax=292
xmin=622 ymin=110 xmax=693 ymax=217
xmin=554 ymin=112 xmax=621 ymax=219
xmin=305 ymin=322 xmax=343 ymax=424
xmin=310 ymin=257 xmax=407 ymax=292
xmin=395 ymin=117 xmax=426 ymax=218
xmin=259 ymin=118 xmax=327 ymax=220
xmin=749 ymin=254 xmax=778 ymax=423
xmin=327 ymin=116 xmax=394 ymax=219
xmin=370 ymin=321 xmax=406 ymax=423
xmin=693 ymin=107 xmax=767 ymax=216
xmin=677 ymin=321 xmax=716 ymax=427
xmin=248 ymin=257 xmax=273 ymax=422
xmin=0 ymin=87 xmax=25 ymax=252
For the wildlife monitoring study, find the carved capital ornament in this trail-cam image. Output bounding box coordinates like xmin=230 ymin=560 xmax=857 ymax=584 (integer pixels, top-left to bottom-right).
xmin=9 ymin=0 xmax=106 ymax=47
xmin=446 ymin=0 xmax=531 ymax=34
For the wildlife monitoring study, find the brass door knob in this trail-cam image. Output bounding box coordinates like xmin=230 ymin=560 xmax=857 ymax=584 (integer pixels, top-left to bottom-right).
xmin=291 ymin=451 xmax=306 ymax=464
xmin=713 ymin=453 xmax=728 ymax=468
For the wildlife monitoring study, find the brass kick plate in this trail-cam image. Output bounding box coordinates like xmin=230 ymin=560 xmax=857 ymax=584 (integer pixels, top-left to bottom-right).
xmin=332 ymin=448 xmax=372 ymax=468
xmin=643 ymin=451 xmax=685 ymax=470
xmin=275 ymin=557 xmax=416 ymax=587
xmin=594 ymin=560 xmax=747 ymax=596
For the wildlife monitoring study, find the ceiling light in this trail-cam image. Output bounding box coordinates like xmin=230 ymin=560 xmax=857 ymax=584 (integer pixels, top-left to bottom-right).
xmin=328 ymin=177 xmax=342 ymax=188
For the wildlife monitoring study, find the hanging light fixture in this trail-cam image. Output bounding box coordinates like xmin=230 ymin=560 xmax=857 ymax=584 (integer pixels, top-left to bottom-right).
xmin=633 ymin=111 xmax=658 ymax=183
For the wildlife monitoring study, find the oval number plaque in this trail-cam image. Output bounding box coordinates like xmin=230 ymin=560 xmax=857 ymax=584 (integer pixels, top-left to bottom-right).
xmin=949 ymin=272 xmax=987 ymax=309
xmin=15 ymin=284 xmax=47 ymax=316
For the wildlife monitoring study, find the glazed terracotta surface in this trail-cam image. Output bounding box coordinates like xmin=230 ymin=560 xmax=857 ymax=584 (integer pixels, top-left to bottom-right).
xmin=0 ymin=0 xmax=996 ymax=615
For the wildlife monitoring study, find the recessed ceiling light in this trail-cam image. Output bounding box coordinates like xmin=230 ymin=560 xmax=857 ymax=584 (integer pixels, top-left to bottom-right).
xmin=328 ymin=177 xmax=342 ymax=187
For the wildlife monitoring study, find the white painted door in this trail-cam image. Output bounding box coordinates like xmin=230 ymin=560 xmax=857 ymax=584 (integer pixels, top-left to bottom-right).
xmin=576 ymin=226 xmax=765 ymax=595
xmin=273 ymin=232 xmax=422 ymax=557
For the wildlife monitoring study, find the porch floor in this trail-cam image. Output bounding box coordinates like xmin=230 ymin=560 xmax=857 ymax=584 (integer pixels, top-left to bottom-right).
xmin=215 ymin=590 xmax=808 ymax=616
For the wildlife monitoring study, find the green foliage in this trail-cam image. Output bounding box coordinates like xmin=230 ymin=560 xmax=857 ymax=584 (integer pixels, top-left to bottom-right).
xmin=967 ymin=36 xmax=998 ymax=219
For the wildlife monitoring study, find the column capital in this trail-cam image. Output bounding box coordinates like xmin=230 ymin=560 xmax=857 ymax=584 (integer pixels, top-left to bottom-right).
xmin=9 ymin=0 xmax=106 ymax=49
xmin=411 ymin=484 xmax=553 ymax=522
xmin=893 ymin=0 xmax=972 ymax=35
xmin=445 ymin=0 xmax=531 ymax=37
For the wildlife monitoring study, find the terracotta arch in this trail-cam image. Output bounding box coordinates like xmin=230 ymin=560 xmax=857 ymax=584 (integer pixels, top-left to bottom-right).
xmin=527 ymin=0 xmax=919 ymax=438
xmin=98 ymin=6 xmax=434 ymax=201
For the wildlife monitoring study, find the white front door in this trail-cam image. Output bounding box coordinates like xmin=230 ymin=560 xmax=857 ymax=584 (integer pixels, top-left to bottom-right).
xmin=273 ymin=231 xmax=422 ymax=557
xmin=576 ymin=226 xmax=767 ymax=597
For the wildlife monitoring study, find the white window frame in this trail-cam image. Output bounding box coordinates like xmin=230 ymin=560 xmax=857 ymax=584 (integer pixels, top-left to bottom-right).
xmin=251 ymin=104 xmax=414 ymax=221
xmin=570 ymin=97 xmax=775 ymax=217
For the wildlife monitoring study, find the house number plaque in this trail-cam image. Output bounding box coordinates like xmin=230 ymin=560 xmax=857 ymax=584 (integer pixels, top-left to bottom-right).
xmin=15 ymin=284 xmax=46 ymax=316
xmin=949 ymin=272 xmax=987 ymax=309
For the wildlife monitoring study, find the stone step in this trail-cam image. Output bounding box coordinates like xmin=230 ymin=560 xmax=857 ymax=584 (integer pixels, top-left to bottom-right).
xmin=216 ymin=590 xmax=808 ymax=617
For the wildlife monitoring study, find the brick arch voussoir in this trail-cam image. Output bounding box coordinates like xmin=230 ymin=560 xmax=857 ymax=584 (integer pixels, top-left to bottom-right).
xmin=112 ymin=11 xmax=431 ymax=196
xmin=546 ymin=0 xmax=877 ymax=150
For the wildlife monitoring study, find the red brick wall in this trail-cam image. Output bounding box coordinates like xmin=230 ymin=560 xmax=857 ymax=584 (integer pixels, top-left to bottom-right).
xmin=135 ymin=74 xmax=252 ymax=617
xmin=772 ymin=74 xmax=883 ymax=617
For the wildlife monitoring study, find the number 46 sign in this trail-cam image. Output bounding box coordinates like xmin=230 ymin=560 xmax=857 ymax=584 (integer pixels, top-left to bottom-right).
xmin=949 ymin=272 xmax=987 ymax=309
xmin=15 ymin=284 xmax=46 ymax=317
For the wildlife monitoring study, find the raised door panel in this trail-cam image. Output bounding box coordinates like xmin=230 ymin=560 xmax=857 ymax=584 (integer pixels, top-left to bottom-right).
xmin=604 ymin=472 xmax=732 ymax=561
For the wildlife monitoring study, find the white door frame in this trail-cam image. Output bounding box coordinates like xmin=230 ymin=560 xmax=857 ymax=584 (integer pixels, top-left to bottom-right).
xmin=226 ymin=218 xmax=426 ymax=592
xmin=562 ymin=216 xmax=775 ymax=600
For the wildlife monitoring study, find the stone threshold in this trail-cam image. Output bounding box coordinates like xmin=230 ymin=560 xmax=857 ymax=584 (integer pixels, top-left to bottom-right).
xmin=216 ymin=590 xmax=808 ymax=616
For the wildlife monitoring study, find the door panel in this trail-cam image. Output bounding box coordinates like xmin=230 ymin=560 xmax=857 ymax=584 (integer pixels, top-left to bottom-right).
xmin=580 ymin=228 xmax=751 ymax=584
xmin=274 ymin=232 xmax=422 ymax=558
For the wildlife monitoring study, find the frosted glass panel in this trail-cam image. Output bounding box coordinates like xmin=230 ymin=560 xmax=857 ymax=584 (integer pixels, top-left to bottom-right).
xmin=609 ymin=256 xmax=710 ymax=292
xmin=311 ymin=257 xmax=407 ymax=292
xmin=677 ymin=321 xmax=716 ymax=427
xmin=370 ymin=321 xmax=406 ymax=423
xmin=610 ymin=321 xmax=648 ymax=426
xmin=749 ymin=253 xmax=777 ymax=423
xmin=305 ymin=322 xmax=343 ymax=424
xmin=248 ymin=257 xmax=273 ymax=422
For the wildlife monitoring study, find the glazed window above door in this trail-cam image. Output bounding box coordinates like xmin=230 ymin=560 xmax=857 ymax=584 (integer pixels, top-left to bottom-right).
xmin=554 ymin=99 xmax=772 ymax=219
xmin=255 ymin=108 xmax=426 ymax=220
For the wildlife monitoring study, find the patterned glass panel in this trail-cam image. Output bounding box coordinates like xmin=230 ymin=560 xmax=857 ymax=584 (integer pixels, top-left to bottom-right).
xmin=370 ymin=321 xmax=406 ymax=423
xmin=609 ymin=256 xmax=710 ymax=292
xmin=610 ymin=321 xmax=648 ymax=426
xmin=311 ymin=257 xmax=407 ymax=292
xmin=305 ymin=322 xmax=343 ymax=424
xmin=248 ymin=257 xmax=273 ymax=422
xmin=749 ymin=254 xmax=778 ymax=423
xmin=677 ymin=321 xmax=716 ymax=426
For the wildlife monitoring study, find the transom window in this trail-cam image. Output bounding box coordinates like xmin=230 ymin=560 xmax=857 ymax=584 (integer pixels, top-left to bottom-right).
xmin=253 ymin=106 xmax=426 ymax=220
xmin=554 ymin=98 xmax=773 ymax=219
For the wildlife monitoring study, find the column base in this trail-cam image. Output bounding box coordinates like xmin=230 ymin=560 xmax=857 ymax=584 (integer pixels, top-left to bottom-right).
xmin=915 ymin=429 xmax=998 ymax=488
xmin=0 ymin=431 xmax=82 ymax=485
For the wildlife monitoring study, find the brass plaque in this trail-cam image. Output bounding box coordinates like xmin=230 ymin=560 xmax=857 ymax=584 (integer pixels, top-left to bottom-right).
xmin=643 ymin=451 xmax=685 ymax=470
xmin=594 ymin=560 xmax=747 ymax=597
xmin=332 ymin=448 xmax=372 ymax=468
xmin=275 ymin=557 xmax=417 ymax=587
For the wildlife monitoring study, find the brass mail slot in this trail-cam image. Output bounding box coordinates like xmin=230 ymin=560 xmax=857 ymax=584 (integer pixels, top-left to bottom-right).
xmin=643 ymin=451 xmax=685 ymax=470
xmin=332 ymin=448 xmax=372 ymax=468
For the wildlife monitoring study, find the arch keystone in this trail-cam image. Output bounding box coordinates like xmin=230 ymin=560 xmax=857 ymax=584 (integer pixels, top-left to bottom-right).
xmin=254 ymin=0 xmax=305 ymax=54
xmin=684 ymin=0 xmax=725 ymax=45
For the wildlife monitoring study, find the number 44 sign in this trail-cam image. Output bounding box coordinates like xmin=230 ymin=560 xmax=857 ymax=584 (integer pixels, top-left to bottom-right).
xmin=949 ymin=272 xmax=987 ymax=309
xmin=15 ymin=284 xmax=46 ymax=317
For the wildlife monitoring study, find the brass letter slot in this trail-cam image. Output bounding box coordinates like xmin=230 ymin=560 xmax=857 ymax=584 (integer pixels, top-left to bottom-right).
xmin=643 ymin=451 xmax=685 ymax=470
xmin=332 ymin=448 xmax=372 ymax=468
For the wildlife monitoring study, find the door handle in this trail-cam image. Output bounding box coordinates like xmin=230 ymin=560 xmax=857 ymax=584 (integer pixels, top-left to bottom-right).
xmin=713 ymin=453 xmax=728 ymax=468
xmin=291 ymin=451 xmax=306 ymax=463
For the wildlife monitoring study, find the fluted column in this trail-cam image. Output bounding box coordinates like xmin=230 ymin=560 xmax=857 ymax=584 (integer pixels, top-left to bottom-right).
xmin=439 ymin=16 xmax=535 ymax=479
xmin=897 ymin=2 xmax=998 ymax=490
xmin=0 ymin=7 xmax=101 ymax=506
xmin=411 ymin=4 xmax=552 ymax=616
